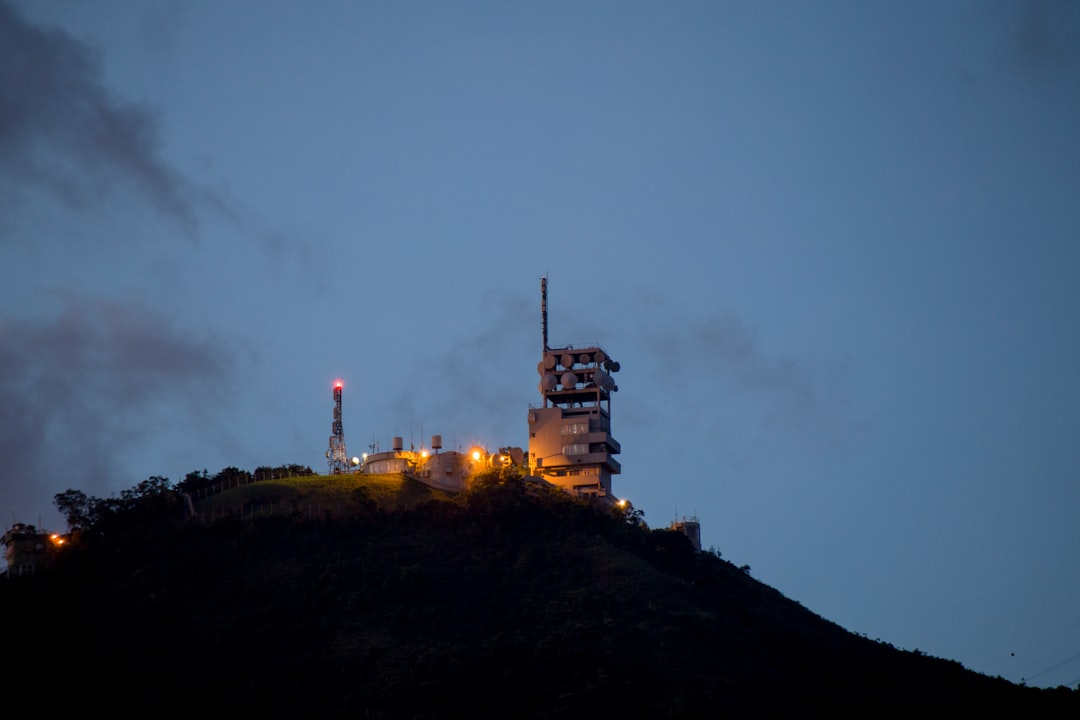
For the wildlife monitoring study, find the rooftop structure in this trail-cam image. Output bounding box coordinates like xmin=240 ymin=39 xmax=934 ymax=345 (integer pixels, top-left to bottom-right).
xmin=2 ymin=523 xmax=66 ymax=578
xmin=359 ymin=434 xmax=526 ymax=492
xmin=671 ymin=516 xmax=702 ymax=552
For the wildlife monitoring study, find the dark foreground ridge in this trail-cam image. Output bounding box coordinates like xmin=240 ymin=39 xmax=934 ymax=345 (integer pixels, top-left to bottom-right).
xmin=4 ymin=473 xmax=1077 ymax=718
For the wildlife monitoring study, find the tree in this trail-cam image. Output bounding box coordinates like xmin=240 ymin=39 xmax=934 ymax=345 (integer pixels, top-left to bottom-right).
xmin=117 ymin=476 xmax=182 ymax=529
xmin=54 ymin=489 xmax=93 ymax=531
xmin=615 ymin=499 xmax=646 ymax=527
xmin=55 ymin=476 xmax=182 ymax=538
xmin=178 ymin=469 xmax=211 ymax=495
xmin=120 ymin=475 xmax=172 ymax=503
xmin=212 ymin=466 xmax=251 ymax=489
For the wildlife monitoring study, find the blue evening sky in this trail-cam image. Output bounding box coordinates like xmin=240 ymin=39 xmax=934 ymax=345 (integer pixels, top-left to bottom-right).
xmin=2 ymin=0 xmax=1078 ymax=689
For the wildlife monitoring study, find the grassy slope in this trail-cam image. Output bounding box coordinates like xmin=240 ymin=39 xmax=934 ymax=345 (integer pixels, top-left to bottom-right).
xmin=193 ymin=473 xmax=454 ymax=517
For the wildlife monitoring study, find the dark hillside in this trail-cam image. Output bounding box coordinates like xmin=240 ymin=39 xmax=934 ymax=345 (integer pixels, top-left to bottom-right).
xmin=3 ymin=475 xmax=1076 ymax=718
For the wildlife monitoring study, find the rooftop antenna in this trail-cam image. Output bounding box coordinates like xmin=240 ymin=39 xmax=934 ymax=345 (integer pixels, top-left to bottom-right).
xmin=541 ymin=275 xmax=549 ymax=352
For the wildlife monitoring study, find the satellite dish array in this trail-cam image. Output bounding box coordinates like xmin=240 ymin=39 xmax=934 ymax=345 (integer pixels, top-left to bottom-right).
xmin=537 ymin=349 xmax=620 ymax=394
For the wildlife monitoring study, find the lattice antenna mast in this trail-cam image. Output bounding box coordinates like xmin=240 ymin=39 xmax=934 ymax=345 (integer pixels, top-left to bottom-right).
xmin=327 ymin=380 xmax=349 ymax=474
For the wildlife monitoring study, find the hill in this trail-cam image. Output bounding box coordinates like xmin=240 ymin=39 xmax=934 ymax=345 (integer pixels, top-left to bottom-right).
xmin=3 ymin=472 xmax=1076 ymax=718
xmin=191 ymin=471 xmax=456 ymax=521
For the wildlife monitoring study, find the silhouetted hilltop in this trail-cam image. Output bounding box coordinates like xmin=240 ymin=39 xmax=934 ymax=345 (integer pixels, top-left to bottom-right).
xmin=3 ymin=472 xmax=1076 ymax=718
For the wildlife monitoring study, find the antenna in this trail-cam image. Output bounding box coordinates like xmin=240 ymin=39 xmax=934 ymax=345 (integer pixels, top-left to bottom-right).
xmin=541 ymin=276 xmax=549 ymax=352
xmin=327 ymin=380 xmax=349 ymax=474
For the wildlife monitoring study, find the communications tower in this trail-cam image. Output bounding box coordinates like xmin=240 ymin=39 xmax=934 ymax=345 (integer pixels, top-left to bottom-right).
xmin=326 ymin=380 xmax=349 ymax=474
xmin=527 ymin=277 xmax=622 ymax=498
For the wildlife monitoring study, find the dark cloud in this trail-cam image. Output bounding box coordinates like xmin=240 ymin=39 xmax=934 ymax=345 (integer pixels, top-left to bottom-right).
xmin=625 ymin=295 xmax=862 ymax=465
xmin=1013 ymin=0 xmax=1080 ymax=73
xmin=0 ymin=0 xmax=196 ymax=232
xmin=382 ymin=290 xmax=537 ymax=445
xmin=0 ymin=295 xmax=235 ymax=528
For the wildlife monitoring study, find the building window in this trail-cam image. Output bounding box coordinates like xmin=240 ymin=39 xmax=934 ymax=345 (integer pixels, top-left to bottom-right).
xmin=561 ymin=422 xmax=588 ymax=435
xmin=562 ymin=443 xmax=588 ymax=456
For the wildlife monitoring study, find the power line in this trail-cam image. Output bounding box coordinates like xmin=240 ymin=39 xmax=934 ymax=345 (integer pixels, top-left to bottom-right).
xmin=1007 ymin=617 xmax=1080 ymax=687
xmin=1014 ymin=618 xmax=1080 ymax=656
xmin=1026 ymin=650 xmax=1080 ymax=683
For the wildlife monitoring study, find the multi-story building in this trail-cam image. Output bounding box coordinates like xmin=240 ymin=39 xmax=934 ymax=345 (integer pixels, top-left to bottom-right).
xmin=2 ymin=523 xmax=66 ymax=578
xmin=527 ymin=279 xmax=622 ymax=499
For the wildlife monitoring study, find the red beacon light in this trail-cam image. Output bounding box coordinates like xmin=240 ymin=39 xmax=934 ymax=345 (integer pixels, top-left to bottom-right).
xmin=333 ymin=380 xmax=344 ymax=389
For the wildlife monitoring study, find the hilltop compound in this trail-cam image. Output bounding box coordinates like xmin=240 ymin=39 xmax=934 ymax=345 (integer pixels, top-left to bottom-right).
xmin=343 ymin=278 xmax=622 ymax=503
xmin=357 ymin=436 xmax=525 ymax=493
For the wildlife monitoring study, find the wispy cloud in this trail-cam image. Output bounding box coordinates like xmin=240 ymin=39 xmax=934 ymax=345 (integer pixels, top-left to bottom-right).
xmin=0 ymin=1 xmax=313 ymax=267
xmin=0 ymin=295 xmax=236 ymax=525
xmin=380 ymin=289 xmax=538 ymax=447
xmin=0 ymin=1 xmax=199 ymax=233
xmin=623 ymin=291 xmax=864 ymax=467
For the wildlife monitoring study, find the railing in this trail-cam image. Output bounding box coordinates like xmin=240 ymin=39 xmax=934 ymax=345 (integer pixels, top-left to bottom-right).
xmin=193 ymin=501 xmax=350 ymax=524
xmin=185 ymin=470 xmax=316 ymax=501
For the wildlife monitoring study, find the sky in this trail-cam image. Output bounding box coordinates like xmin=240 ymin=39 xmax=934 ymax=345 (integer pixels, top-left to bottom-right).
xmin=2 ymin=0 xmax=1078 ymax=689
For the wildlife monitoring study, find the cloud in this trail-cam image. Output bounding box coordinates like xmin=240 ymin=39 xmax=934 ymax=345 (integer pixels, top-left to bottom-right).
xmin=0 ymin=0 xmax=196 ymax=232
xmin=0 ymin=1 xmax=319 ymax=270
xmin=0 ymin=295 xmax=236 ymax=527
xmin=624 ymin=294 xmax=863 ymax=467
xmin=1013 ymin=0 xmax=1080 ymax=74
xmin=380 ymin=289 xmax=538 ymax=447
